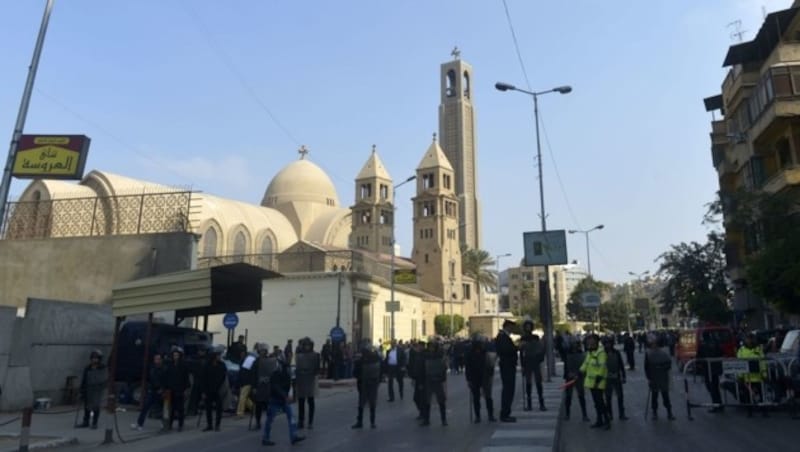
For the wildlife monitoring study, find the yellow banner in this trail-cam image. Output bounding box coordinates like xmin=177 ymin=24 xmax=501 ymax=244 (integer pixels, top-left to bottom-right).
xmin=13 ymin=145 xmax=80 ymax=176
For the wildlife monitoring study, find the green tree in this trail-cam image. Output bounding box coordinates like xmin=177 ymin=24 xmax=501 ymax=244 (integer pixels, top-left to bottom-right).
xmin=512 ymin=281 xmax=540 ymax=322
xmin=461 ymin=248 xmax=497 ymax=313
xmin=566 ymin=276 xmax=611 ymax=322
xmin=434 ymin=314 xmax=465 ymax=337
xmin=655 ymin=231 xmax=730 ymax=323
xmin=599 ymin=300 xmax=629 ymax=333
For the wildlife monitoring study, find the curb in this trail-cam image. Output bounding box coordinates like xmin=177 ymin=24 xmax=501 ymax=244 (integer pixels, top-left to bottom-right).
xmin=552 ymin=384 xmax=565 ymax=452
xmin=0 ymin=434 xmax=78 ymax=452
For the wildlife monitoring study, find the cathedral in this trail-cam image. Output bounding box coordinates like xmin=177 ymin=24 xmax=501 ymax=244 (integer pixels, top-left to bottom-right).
xmin=3 ymin=53 xmax=486 ymax=346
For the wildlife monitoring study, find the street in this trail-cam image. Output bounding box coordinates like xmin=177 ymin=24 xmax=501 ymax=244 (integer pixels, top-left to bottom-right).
xmin=560 ymin=348 xmax=799 ymax=452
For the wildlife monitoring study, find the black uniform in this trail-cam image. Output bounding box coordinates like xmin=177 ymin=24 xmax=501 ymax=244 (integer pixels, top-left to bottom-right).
xmin=202 ymin=358 xmax=227 ymax=430
xmin=519 ymin=332 xmax=546 ymax=411
xmin=164 ymin=356 xmax=191 ymax=430
xmin=623 ymin=335 xmax=636 ymax=370
xmin=696 ymin=339 xmax=723 ymax=410
xmin=603 ymin=345 xmax=627 ymax=420
xmin=253 ymin=354 xmax=279 ymax=428
xmin=465 ymin=341 xmax=495 ymax=422
xmin=352 ymin=347 xmax=381 ymax=428
xmin=407 ymin=345 xmax=428 ymax=418
xmin=495 ymin=329 xmax=518 ymax=421
xmin=563 ymin=345 xmax=588 ymax=420
xmin=422 ymin=344 xmax=448 ymax=426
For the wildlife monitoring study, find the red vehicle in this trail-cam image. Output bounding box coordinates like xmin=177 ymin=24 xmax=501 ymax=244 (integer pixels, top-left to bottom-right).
xmin=676 ymin=326 xmax=737 ymax=371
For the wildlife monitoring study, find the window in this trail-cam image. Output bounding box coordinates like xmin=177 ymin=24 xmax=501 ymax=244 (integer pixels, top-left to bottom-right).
xmin=443 ymin=174 xmax=451 ymax=189
xmin=449 ymin=261 xmax=455 ymax=279
xmin=260 ymin=235 xmax=273 ymax=255
xmin=382 ymin=236 xmax=392 ymax=246
xmin=361 ymin=210 xmax=372 ymax=224
xmin=463 ymin=71 xmax=470 ymax=98
xmin=422 ymin=319 xmax=427 ymax=336
xmin=421 ymin=201 xmax=436 ymax=217
xmin=447 ymin=229 xmax=456 ymax=240
xmin=233 ymin=230 xmax=247 ymax=262
xmin=750 ymin=156 xmax=766 ymax=188
xmin=380 ymin=210 xmax=392 ymax=225
xmin=445 ymin=201 xmax=456 ymax=217
xmin=425 ymin=253 xmax=429 ymax=263
xmin=202 ymin=227 xmax=218 ymax=257
xmin=360 ymin=183 xmax=372 ymax=199
xmin=380 ymin=184 xmax=389 ymax=200
xmin=422 ymin=173 xmax=435 ymax=189
xmin=411 ymin=319 xmax=418 ymax=339
xmin=463 ymin=283 xmax=471 ymax=300
xmin=777 ymin=137 xmax=794 ymax=169
xmin=446 ymin=69 xmax=456 ymax=97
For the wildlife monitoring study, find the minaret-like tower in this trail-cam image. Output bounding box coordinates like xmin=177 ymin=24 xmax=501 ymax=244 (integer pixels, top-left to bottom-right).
xmin=351 ymin=145 xmax=394 ymax=255
xmin=412 ymin=134 xmax=462 ymax=301
xmin=438 ymin=48 xmax=481 ymax=251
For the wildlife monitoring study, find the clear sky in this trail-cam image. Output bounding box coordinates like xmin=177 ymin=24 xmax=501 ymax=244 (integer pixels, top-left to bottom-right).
xmin=1 ymin=0 xmax=791 ymax=284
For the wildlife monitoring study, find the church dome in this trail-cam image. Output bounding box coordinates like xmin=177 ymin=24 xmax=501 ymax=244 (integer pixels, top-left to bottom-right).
xmin=262 ymin=158 xmax=340 ymax=208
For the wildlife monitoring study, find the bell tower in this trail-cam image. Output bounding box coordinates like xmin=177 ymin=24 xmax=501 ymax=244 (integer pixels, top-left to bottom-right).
xmin=438 ymin=47 xmax=481 ymax=251
xmin=411 ymin=134 xmax=462 ymax=302
xmin=351 ymin=145 xmax=394 ymax=255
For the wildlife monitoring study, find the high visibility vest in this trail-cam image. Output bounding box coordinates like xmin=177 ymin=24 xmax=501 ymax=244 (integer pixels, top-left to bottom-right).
xmin=736 ymin=346 xmax=766 ymax=383
xmin=580 ymin=349 xmax=608 ymax=390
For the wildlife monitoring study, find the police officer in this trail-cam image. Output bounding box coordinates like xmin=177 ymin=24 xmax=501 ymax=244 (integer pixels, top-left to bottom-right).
xmin=602 ymin=337 xmax=627 ymax=421
xmin=202 ymin=346 xmax=227 ymax=431
xmin=580 ymin=334 xmax=610 ymax=429
xmin=78 ymin=350 xmax=107 ymax=429
xmin=295 ymin=337 xmax=320 ymax=429
xmin=519 ymin=318 xmax=546 ymax=411
xmin=421 ymin=340 xmax=448 ymax=426
xmin=164 ymin=346 xmax=191 ymax=431
xmin=352 ymin=341 xmax=381 ymax=429
xmin=697 ymin=334 xmax=723 ymax=413
xmin=563 ymin=341 xmax=589 ymax=421
xmin=465 ymin=335 xmax=495 ymax=423
xmin=253 ymin=343 xmax=277 ymax=430
xmin=495 ymin=320 xmax=518 ymax=422
xmin=644 ymin=334 xmax=675 ymax=420
xmin=737 ymin=333 xmax=767 ymax=417
xmin=407 ymin=340 xmax=428 ymax=420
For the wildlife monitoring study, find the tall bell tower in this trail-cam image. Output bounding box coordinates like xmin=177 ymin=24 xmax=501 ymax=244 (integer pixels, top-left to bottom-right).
xmin=438 ymin=47 xmax=481 ymax=251
xmin=412 ymin=134 xmax=462 ymax=302
xmin=351 ymin=145 xmax=394 ymax=255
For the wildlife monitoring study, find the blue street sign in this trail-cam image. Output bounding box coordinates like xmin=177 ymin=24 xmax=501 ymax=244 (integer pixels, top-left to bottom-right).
xmin=223 ymin=313 xmax=239 ymax=330
xmin=330 ymin=326 xmax=345 ymax=342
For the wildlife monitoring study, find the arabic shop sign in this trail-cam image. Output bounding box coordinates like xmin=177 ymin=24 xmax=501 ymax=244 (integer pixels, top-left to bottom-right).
xmin=12 ymin=135 xmax=90 ymax=179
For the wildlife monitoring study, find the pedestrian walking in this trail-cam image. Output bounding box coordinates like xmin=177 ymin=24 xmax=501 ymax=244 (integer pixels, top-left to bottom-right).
xmin=623 ymin=333 xmax=636 ymax=371
xmin=419 ymin=340 xmax=448 ymax=426
xmin=164 ymin=346 xmax=191 ymax=431
xmin=295 ymin=337 xmax=320 ymax=430
xmin=495 ymin=320 xmax=518 ymax=422
xmin=261 ymin=347 xmax=305 ymax=446
xmin=385 ymin=339 xmax=406 ymax=402
xmin=236 ymin=346 xmax=257 ymax=419
xmin=563 ymin=341 xmax=589 ymax=421
xmin=78 ymin=350 xmax=107 ymax=429
xmin=352 ymin=340 xmax=381 ymax=429
xmin=131 ymin=353 xmax=166 ymax=431
xmin=644 ymin=334 xmax=675 ymax=420
xmin=602 ymin=337 xmax=628 ymax=421
xmin=519 ymin=318 xmax=546 ymax=411
xmin=465 ymin=335 xmax=496 ymax=423
xmin=580 ymin=334 xmax=610 ymax=430
xmin=202 ymin=346 xmax=227 ymax=431
xmin=407 ymin=340 xmax=428 ymax=421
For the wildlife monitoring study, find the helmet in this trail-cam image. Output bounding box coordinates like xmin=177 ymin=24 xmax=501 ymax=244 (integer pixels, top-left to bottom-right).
xmin=171 ymin=345 xmax=184 ymax=355
xmin=208 ymin=344 xmax=225 ymax=355
xmin=90 ymin=349 xmax=103 ymax=359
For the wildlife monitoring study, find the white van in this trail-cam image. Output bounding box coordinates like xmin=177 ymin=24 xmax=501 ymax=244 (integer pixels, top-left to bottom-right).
xmin=780 ymin=329 xmax=800 ymax=356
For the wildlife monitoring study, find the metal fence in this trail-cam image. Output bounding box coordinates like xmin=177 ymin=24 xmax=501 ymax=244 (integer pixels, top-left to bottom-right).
xmin=1 ymin=191 xmax=194 ymax=239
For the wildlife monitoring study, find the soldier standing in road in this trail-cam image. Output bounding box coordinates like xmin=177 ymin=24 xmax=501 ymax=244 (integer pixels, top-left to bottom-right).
xmin=295 ymin=337 xmax=320 ymax=430
xmin=407 ymin=340 xmax=428 ymax=420
xmin=495 ymin=320 xmax=518 ymax=422
xmin=465 ymin=335 xmax=496 ymax=423
xmin=253 ymin=343 xmax=277 ymax=430
xmin=420 ymin=340 xmax=448 ymax=426
xmin=519 ymin=318 xmax=546 ymax=411
xmin=202 ymin=346 xmax=227 ymax=431
xmin=78 ymin=350 xmax=107 ymax=429
xmin=644 ymin=335 xmax=675 ymax=420
xmin=164 ymin=346 xmax=191 ymax=431
xmin=602 ymin=337 xmax=628 ymax=421
xmin=580 ymin=334 xmax=610 ymax=430
xmin=563 ymin=341 xmax=589 ymax=421
xmin=352 ymin=340 xmax=381 ymax=429
xmin=186 ymin=347 xmax=207 ymax=416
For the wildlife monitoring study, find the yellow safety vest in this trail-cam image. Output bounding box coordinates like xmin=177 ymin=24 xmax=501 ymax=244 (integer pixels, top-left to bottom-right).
xmin=580 ymin=348 xmax=608 ymax=390
xmin=736 ymin=346 xmax=766 ymax=383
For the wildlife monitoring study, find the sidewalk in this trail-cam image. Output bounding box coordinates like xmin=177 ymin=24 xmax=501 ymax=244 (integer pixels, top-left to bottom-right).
xmin=0 ymin=383 xmax=355 ymax=452
xmin=480 ymin=362 xmax=564 ymax=452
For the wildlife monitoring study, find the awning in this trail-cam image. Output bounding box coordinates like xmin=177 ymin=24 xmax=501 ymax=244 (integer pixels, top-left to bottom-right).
xmin=703 ymin=94 xmax=724 ymax=113
xmin=723 ymin=8 xmax=799 ymax=67
xmin=111 ymin=263 xmax=280 ymax=317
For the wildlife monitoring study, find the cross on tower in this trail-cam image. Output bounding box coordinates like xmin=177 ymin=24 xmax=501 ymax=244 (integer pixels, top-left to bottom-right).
xmin=298 ymin=145 xmax=309 ymax=159
xmin=451 ymin=46 xmax=461 ymax=59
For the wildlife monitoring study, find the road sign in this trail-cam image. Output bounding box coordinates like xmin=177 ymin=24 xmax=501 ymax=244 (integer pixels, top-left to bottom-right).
xmin=522 ymin=230 xmax=568 ymax=266
xmin=222 ymin=313 xmax=239 ymax=330
xmin=385 ymin=301 xmax=401 ymax=312
xmin=581 ymin=292 xmax=601 ymax=309
xmin=330 ymin=326 xmax=346 ymax=342
xmin=393 ymin=269 xmax=417 ymax=284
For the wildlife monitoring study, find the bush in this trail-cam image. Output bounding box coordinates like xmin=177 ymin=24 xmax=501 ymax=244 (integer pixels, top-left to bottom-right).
xmin=434 ymin=314 xmax=465 ymax=337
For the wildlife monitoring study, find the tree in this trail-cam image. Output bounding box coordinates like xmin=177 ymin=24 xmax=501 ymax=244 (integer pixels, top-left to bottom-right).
xmin=461 ymin=248 xmax=497 ymax=313
xmin=434 ymin=314 xmax=465 ymax=337
xmin=566 ymin=277 xmax=611 ymax=322
xmin=655 ymin=231 xmax=730 ymax=324
xmin=512 ymin=281 xmax=540 ymax=322
xmin=599 ymin=301 xmax=629 ymax=333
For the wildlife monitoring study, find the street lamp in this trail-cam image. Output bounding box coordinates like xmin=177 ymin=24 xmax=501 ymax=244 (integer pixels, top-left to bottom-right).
xmin=495 ymin=253 xmax=511 ymax=313
xmin=389 ymin=175 xmax=416 ymax=341
xmin=495 ymin=80 xmax=572 ymax=381
xmin=567 ymin=224 xmax=604 ymax=276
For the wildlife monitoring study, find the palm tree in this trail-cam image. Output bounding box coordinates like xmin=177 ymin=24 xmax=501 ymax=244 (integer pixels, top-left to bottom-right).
xmin=462 ymin=248 xmax=497 ymax=313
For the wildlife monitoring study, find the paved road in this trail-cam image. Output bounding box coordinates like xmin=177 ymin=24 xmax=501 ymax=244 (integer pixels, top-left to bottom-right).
xmin=560 ymin=348 xmax=798 ymax=452
xmin=59 ymin=370 xmax=554 ymax=452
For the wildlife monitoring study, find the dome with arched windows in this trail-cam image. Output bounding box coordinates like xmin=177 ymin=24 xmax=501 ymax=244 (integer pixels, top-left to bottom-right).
xmin=262 ymin=158 xmax=340 ymax=208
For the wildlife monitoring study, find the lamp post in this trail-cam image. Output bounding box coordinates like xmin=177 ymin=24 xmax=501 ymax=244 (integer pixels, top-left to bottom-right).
xmin=628 ymin=270 xmax=650 ymax=330
xmin=495 ymin=253 xmax=511 ymax=313
xmin=390 ymin=175 xmax=416 ymax=341
xmin=567 ymin=225 xmax=604 ymax=276
xmin=450 ymin=261 xmax=456 ymax=337
xmin=495 ymin=81 xmax=572 ymax=380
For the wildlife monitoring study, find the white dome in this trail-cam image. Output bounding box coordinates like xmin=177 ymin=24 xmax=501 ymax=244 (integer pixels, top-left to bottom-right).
xmin=262 ymin=159 xmax=340 ymax=208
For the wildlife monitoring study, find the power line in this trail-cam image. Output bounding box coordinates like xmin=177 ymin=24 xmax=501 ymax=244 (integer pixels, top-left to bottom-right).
xmin=501 ymin=0 xmax=533 ymax=91
xmin=181 ymin=3 xmax=301 ymax=147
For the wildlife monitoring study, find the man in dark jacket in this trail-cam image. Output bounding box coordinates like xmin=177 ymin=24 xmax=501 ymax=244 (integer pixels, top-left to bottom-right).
xmin=563 ymin=341 xmax=589 ymax=421
xmin=186 ymin=347 xmax=207 ymax=416
xmin=203 ymin=347 xmax=227 ymax=431
xmin=384 ymin=339 xmax=406 ymax=402
xmin=495 ymin=320 xmax=518 ymax=422
xmin=407 ymin=340 xmax=428 ymax=420
xmin=131 ymin=353 xmax=166 ymax=431
xmin=261 ymin=349 xmax=305 ymax=446
xmin=697 ymin=336 xmax=723 ymax=412
xmin=421 ymin=340 xmax=448 ymax=426
xmin=164 ymin=347 xmax=191 ymax=431
xmin=226 ymin=335 xmax=246 ymax=364
xmin=623 ymin=333 xmax=636 ymax=371
xmin=78 ymin=350 xmax=107 ymax=429
xmin=602 ymin=337 xmax=628 ymax=421
xmin=294 ymin=337 xmax=320 ymax=430
xmin=519 ymin=318 xmax=546 ymax=411
xmin=644 ymin=335 xmax=674 ymax=420
xmin=252 ymin=344 xmax=277 ymax=430
xmin=465 ymin=336 xmax=495 ymax=423
xmin=352 ymin=341 xmax=381 ymax=429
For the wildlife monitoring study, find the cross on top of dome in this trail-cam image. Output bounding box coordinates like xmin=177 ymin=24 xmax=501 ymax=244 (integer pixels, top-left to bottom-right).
xmin=298 ymin=145 xmax=309 ymax=160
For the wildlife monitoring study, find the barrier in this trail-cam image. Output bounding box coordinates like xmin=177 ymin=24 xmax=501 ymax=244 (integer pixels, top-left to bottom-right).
xmin=683 ymin=357 xmax=794 ymax=420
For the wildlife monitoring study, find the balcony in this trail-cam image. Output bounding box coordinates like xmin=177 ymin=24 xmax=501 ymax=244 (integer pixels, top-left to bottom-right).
xmin=762 ymin=166 xmax=800 ymax=194
xmin=750 ymin=97 xmax=800 ymax=144
xmin=722 ymin=66 xmax=759 ymax=110
xmin=710 ymin=120 xmax=727 ymax=145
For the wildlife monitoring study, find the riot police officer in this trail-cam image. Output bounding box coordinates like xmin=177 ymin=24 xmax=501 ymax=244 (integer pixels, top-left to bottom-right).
xmin=421 ymin=340 xmax=448 ymax=426
xmin=294 ymin=337 xmax=320 ymax=429
xmin=352 ymin=341 xmax=381 ymax=429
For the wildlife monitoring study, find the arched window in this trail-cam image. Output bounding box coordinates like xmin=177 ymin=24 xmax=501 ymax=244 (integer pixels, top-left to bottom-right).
xmin=202 ymin=227 xmax=218 ymax=257
xmin=446 ymin=69 xmax=456 ymax=97
xmin=463 ymin=71 xmax=470 ymax=98
xmin=260 ymin=235 xmax=274 ymax=255
xmin=233 ymin=231 xmax=247 ymax=262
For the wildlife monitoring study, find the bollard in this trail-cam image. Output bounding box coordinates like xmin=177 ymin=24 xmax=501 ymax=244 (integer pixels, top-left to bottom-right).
xmin=19 ymin=407 xmax=32 ymax=452
xmin=102 ymin=394 xmax=115 ymax=444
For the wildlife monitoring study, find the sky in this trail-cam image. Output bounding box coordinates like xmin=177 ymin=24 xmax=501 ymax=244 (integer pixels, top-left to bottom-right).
xmin=1 ymin=0 xmax=792 ymax=284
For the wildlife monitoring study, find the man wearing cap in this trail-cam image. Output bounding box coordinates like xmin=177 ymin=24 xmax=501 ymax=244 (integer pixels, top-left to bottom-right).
xmin=495 ymin=319 xmax=518 ymax=422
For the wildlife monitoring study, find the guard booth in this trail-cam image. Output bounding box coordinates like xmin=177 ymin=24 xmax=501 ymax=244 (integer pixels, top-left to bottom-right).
xmin=101 ymin=263 xmax=280 ymax=440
